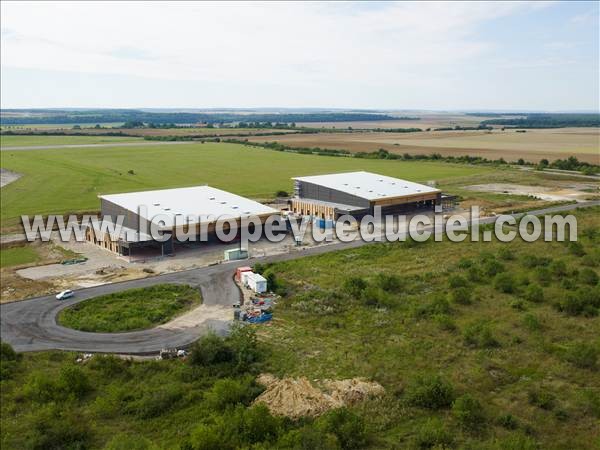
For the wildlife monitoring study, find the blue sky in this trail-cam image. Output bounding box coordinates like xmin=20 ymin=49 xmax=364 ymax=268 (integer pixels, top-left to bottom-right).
xmin=1 ymin=1 xmax=598 ymax=110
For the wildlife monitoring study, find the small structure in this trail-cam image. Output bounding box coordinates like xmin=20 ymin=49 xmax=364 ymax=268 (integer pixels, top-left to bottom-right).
xmin=225 ymin=248 xmax=249 ymax=261
xmin=235 ymin=266 xmax=252 ymax=281
xmin=245 ymin=272 xmax=268 ymax=293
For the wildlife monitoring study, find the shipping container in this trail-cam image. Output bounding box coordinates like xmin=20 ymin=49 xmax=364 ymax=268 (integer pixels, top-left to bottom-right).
xmin=224 ymin=248 xmax=249 ymax=261
xmin=235 ymin=266 xmax=252 ymax=281
xmin=246 ymin=272 xmax=268 ymax=293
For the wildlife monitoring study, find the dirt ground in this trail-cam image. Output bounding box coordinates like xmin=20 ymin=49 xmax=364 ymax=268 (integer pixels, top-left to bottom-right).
xmin=253 ymin=374 xmax=384 ymax=419
xmin=0 ymin=168 xmax=22 ymax=188
xmin=464 ymin=182 xmax=598 ymax=203
xmin=247 ymin=127 xmax=600 ymax=164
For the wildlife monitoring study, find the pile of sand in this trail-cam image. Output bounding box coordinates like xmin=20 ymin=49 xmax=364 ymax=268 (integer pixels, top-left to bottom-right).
xmin=322 ymin=378 xmax=386 ymax=406
xmin=253 ymin=374 xmax=384 ymax=419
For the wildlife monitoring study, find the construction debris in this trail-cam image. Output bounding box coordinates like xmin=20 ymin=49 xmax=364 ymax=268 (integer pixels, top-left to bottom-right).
xmin=253 ymin=374 xmax=384 ymax=419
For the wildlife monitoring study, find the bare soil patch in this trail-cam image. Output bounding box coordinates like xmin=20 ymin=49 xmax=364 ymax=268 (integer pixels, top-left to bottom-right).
xmin=254 ymin=374 xmax=384 ymax=419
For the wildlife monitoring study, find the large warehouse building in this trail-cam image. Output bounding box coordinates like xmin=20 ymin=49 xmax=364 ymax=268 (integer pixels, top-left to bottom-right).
xmin=289 ymin=171 xmax=442 ymax=221
xmin=86 ymin=185 xmax=277 ymax=256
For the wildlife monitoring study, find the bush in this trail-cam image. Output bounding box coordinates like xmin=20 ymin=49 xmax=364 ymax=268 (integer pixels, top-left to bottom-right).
xmin=523 ymin=314 xmax=542 ymax=331
xmin=564 ymin=342 xmax=598 ymax=369
xmin=343 ymin=276 xmax=368 ymax=298
xmin=549 ymin=259 xmax=567 ymax=278
xmin=406 ymin=375 xmax=455 ymax=409
xmin=458 ymin=258 xmax=473 ymax=269
xmin=27 ymin=404 xmax=91 ymax=450
xmin=414 ymin=295 xmax=451 ymax=318
xmin=433 ymin=314 xmax=457 ymax=332
xmin=463 ymin=322 xmax=500 ymax=348
xmin=521 ymin=254 xmax=550 ymax=268
xmin=579 ymin=268 xmax=599 ymax=285
xmin=277 ymin=427 xmax=340 ymax=450
xmin=449 ymin=287 xmax=472 ymax=305
xmin=104 ymin=434 xmax=158 ymax=450
xmin=498 ymin=247 xmax=515 ymax=261
xmin=0 ymin=341 xmax=18 ymax=361
xmin=494 ymin=273 xmax=517 ymax=294
xmin=528 ymin=389 xmax=556 ymax=410
xmin=316 ymin=408 xmax=368 ymax=450
xmin=189 ymin=332 xmax=234 ymax=367
xmin=497 ymin=414 xmax=519 ymax=430
xmin=412 ymin=418 xmax=453 ymax=449
xmin=374 ymin=273 xmax=403 ymax=291
xmin=189 ymin=423 xmax=231 ymax=450
xmin=205 ymin=377 xmax=258 ymax=410
xmin=448 ymin=274 xmax=468 ymax=288
xmin=523 ymin=284 xmax=544 ymax=303
xmin=128 ymin=384 xmax=184 ymax=419
xmin=360 ymin=286 xmax=394 ymax=309
xmin=467 ymin=266 xmax=483 ymax=282
xmin=0 ymin=342 xmax=19 ymax=380
xmin=275 ymin=190 xmax=289 ymax=197
xmin=568 ymin=241 xmax=586 ymax=256
xmin=23 ymin=371 xmax=63 ymax=403
xmin=452 ymin=394 xmax=486 ymax=431
xmin=482 ymin=259 xmax=505 ymax=277
xmin=88 ymin=354 xmax=131 ymax=379
xmin=535 ymin=266 xmax=552 ymax=286
xmin=555 ymin=288 xmax=600 ymax=316
xmin=57 ymin=365 xmax=91 ymax=399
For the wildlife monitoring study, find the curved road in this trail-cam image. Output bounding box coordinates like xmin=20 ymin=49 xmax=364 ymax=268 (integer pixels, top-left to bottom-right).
xmin=1 ymin=201 xmax=597 ymax=354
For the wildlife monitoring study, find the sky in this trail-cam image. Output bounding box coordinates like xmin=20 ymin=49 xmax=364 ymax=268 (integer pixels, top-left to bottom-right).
xmin=1 ymin=1 xmax=598 ymax=111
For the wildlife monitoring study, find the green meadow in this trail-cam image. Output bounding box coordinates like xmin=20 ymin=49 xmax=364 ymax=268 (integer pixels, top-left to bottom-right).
xmin=0 ymin=135 xmax=142 ymax=148
xmin=0 ymin=141 xmax=491 ymax=229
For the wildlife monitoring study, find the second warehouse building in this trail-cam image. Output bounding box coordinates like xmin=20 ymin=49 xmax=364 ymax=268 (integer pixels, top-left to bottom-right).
xmin=289 ymin=171 xmax=442 ymax=221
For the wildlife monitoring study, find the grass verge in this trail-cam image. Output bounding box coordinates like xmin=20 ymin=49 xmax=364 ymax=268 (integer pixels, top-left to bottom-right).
xmin=57 ymin=284 xmax=201 ymax=332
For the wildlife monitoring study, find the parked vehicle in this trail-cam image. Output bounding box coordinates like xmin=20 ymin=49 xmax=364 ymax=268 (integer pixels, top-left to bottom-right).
xmin=55 ymin=290 xmax=74 ymax=300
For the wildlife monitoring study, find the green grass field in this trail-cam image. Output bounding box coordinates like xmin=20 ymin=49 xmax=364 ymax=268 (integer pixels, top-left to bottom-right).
xmin=0 ymin=246 xmax=40 ymax=268
xmin=0 ymin=135 xmax=142 ymax=147
xmin=256 ymin=207 xmax=600 ymax=448
xmin=57 ymin=284 xmax=201 ymax=332
xmin=0 ymin=141 xmax=492 ymax=230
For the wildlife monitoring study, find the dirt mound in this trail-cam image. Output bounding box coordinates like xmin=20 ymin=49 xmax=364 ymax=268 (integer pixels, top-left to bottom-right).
xmin=254 ymin=374 xmax=384 ymax=418
xmin=323 ymin=378 xmax=386 ymax=406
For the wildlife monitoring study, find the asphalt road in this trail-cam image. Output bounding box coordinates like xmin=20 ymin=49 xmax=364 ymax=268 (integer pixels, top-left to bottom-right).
xmin=1 ymin=200 xmax=597 ymax=354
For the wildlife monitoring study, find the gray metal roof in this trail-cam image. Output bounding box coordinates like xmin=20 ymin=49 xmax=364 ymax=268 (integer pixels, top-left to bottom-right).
xmin=292 ymin=171 xmax=439 ymax=201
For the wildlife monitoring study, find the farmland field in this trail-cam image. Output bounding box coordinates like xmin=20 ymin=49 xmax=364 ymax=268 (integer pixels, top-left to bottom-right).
xmin=247 ymin=127 xmax=600 ymax=164
xmin=0 ymin=135 xmax=143 ymax=147
xmin=0 ymin=141 xmax=492 ymax=230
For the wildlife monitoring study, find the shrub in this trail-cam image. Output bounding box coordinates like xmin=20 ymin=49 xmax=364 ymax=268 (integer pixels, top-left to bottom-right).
xmin=581 ymin=254 xmax=598 ymax=267
xmin=412 ymin=418 xmax=453 ymax=449
xmin=497 ymin=414 xmax=519 ymax=430
xmin=128 ymin=384 xmax=184 ymax=418
xmin=104 ymin=434 xmax=158 ymax=450
xmin=316 ymin=408 xmax=368 ymax=450
xmin=343 ymin=277 xmax=368 ymax=297
xmin=452 ymin=394 xmax=486 ymax=431
xmin=458 ymin=258 xmax=473 ymax=269
xmin=535 ymin=266 xmax=552 ymax=286
xmin=568 ymin=241 xmax=586 ymax=256
xmin=360 ymin=286 xmax=394 ymax=309
xmin=463 ymin=322 xmax=500 ymax=348
xmin=482 ymin=259 xmax=505 ymax=277
xmin=549 ymin=259 xmax=567 ymax=278
xmin=528 ymin=389 xmax=556 ymax=410
xmin=205 ymin=378 xmax=258 ymax=410
xmin=521 ymin=254 xmax=550 ymax=268
xmin=27 ymin=404 xmax=91 ymax=450
xmin=523 ymin=314 xmax=542 ymax=331
xmin=88 ymin=354 xmax=131 ymax=379
xmin=414 ymin=295 xmax=451 ymax=318
xmin=448 ymin=274 xmax=468 ymax=288
xmin=449 ymin=287 xmax=472 ymax=305
xmin=494 ymin=273 xmax=517 ymax=294
xmin=555 ymin=288 xmax=600 ymax=316
xmin=434 ymin=314 xmax=457 ymax=332
xmin=523 ymin=284 xmax=544 ymax=303
xmin=406 ymin=375 xmax=455 ymax=409
xmin=498 ymin=247 xmax=515 ymax=261
xmin=23 ymin=371 xmax=62 ymax=403
xmin=189 ymin=423 xmax=231 ymax=450
xmin=374 ymin=273 xmax=402 ymax=291
xmin=189 ymin=332 xmax=234 ymax=367
xmin=0 ymin=341 xmax=17 ymax=361
xmin=275 ymin=190 xmax=289 ymax=197
xmin=277 ymin=427 xmax=340 ymax=450
xmin=57 ymin=365 xmax=91 ymax=399
xmin=579 ymin=268 xmax=599 ymax=286
xmin=492 ymin=433 xmax=539 ymax=450
xmin=564 ymin=342 xmax=598 ymax=369
xmin=467 ymin=266 xmax=483 ymax=282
